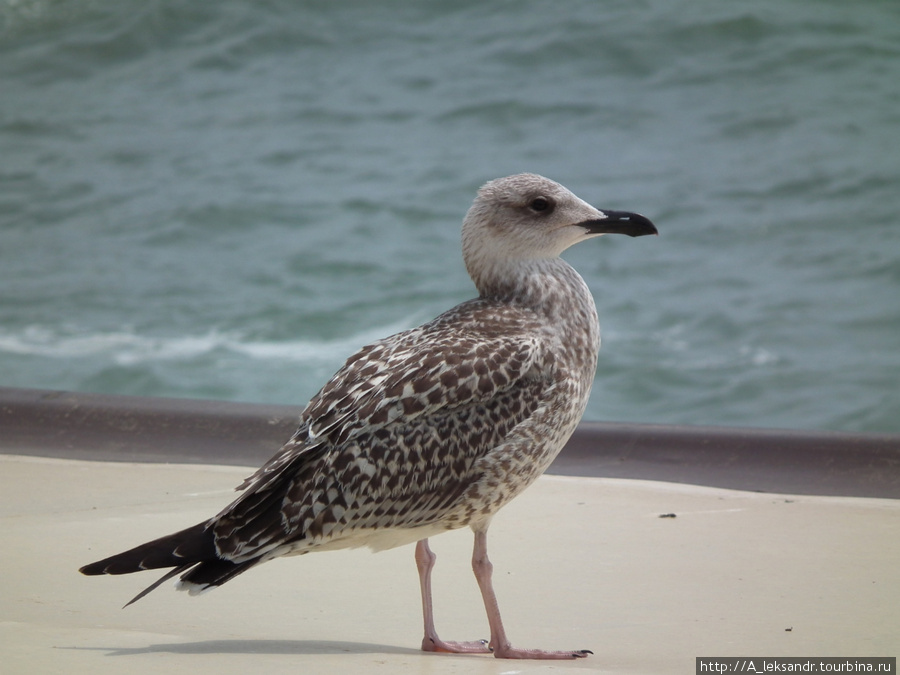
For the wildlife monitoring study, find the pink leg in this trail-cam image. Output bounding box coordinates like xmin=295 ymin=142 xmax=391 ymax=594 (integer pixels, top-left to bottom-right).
xmin=470 ymin=529 xmax=592 ymax=659
xmin=415 ymin=539 xmax=490 ymax=654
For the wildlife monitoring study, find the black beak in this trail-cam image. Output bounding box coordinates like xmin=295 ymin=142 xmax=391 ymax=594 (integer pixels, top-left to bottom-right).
xmin=580 ymin=211 xmax=658 ymax=238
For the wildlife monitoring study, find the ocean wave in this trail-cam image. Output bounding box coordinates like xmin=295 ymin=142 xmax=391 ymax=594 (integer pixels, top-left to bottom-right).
xmin=0 ymin=319 xmax=417 ymax=367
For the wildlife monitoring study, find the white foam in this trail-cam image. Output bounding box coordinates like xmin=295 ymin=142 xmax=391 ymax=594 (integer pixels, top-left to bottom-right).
xmin=0 ymin=317 xmax=419 ymax=367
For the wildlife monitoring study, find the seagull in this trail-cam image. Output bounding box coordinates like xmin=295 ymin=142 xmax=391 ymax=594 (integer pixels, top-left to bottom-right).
xmin=80 ymin=173 xmax=657 ymax=659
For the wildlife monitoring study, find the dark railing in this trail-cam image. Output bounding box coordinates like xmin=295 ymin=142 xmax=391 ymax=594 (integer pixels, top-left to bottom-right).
xmin=1 ymin=387 xmax=898 ymax=499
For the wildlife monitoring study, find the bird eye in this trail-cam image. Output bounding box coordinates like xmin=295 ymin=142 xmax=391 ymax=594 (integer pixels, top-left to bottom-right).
xmin=529 ymin=196 xmax=552 ymax=213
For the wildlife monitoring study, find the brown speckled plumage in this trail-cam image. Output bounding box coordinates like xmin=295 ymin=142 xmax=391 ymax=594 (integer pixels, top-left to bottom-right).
xmin=80 ymin=173 xmax=656 ymax=659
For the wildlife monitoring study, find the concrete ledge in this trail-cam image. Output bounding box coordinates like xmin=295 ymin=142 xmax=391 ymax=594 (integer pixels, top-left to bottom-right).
xmin=1 ymin=386 xmax=898 ymax=498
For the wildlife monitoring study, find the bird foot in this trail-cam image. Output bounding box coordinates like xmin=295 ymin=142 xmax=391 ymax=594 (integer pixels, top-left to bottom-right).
xmin=422 ymin=635 xmax=591 ymax=659
xmin=490 ymin=643 xmax=593 ymax=660
xmin=421 ymin=635 xmax=491 ymax=654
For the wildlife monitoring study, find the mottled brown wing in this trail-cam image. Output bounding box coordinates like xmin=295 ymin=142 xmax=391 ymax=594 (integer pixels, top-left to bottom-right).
xmin=211 ymin=300 xmax=552 ymax=561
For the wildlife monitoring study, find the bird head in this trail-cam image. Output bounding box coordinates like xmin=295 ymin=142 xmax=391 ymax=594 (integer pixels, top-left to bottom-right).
xmin=461 ymin=173 xmax=657 ymax=295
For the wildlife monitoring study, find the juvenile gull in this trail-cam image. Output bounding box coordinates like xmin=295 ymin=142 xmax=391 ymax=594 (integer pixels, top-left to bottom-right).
xmin=80 ymin=173 xmax=657 ymax=659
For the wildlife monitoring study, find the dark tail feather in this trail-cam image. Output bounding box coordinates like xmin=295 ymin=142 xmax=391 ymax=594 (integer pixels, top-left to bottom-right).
xmin=123 ymin=565 xmax=191 ymax=607
xmin=120 ymin=557 xmax=260 ymax=607
xmin=176 ymin=557 xmax=261 ymax=594
xmin=80 ymin=522 xmax=262 ymax=605
xmin=79 ymin=522 xmax=216 ymax=576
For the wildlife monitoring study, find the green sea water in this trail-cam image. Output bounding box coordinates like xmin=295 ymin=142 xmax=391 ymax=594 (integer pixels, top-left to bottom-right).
xmin=2 ymin=0 xmax=899 ymax=433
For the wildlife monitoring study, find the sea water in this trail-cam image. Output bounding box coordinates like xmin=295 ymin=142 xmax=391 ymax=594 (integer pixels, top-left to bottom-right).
xmin=2 ymin=0 xmax=899 ymax=433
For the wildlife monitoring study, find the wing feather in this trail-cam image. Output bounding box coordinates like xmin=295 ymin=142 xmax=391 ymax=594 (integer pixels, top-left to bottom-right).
xmin=213 ymin=299 xmax=552 ymax=560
